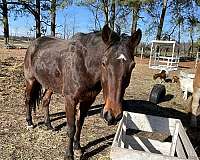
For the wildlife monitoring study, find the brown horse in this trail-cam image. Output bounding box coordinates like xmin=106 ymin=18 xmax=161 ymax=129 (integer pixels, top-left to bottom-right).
xmin=24 ymin=24 xmax=142 ymax=159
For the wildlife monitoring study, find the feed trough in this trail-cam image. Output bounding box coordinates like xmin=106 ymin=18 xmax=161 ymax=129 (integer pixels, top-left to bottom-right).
xmin=110 ymin=112 xmax=198 ymax=160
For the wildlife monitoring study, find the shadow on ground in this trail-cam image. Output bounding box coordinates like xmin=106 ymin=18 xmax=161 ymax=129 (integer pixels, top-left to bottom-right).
xmin=160 ymin=94 xmax=174 ymax=103
xmin=81 ymin=134 xmax=114 ymax=159
xmin=37 ymin=99 xmax=200 ymax=158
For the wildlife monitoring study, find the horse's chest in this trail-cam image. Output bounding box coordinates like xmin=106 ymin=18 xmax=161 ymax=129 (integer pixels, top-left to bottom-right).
xmin=79 ymin=89 xmax=101 ymax=102
xmin=76 ymin=82 xmax=102 ymax=102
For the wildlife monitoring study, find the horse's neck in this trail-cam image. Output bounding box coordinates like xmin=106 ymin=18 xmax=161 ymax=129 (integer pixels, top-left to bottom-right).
xmin=73 ymin=33 xmax=106 ymax=77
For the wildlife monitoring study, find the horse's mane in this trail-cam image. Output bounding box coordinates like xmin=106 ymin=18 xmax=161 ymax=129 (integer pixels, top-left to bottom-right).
xmin=73 ymin=28 xmax=130 ymax=42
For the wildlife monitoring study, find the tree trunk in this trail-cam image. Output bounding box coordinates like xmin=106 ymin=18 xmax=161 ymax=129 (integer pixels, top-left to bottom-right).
xmin=110 ymin=0 xmax=115 ymax=30
xmin=63 ymin=14 xmax=66 ymax=39
xmin=92 ymin=8 xmax=101 ymax=30
xmin=131 ymin=2 xmax=140 ymax=55
xmin=2 ymin=0 xmax=9 ymax=45
xmin=131 ymin=3 xmax=140 ymax=34
xmin=190 ymin=30 xmax=194 ymax=56
xmin=102 ymin=0 xmax=109 ymax=24
xmin=178 ymin=23 xmax=181 ymax=44
xmin=72 ymin=16 xmax=76 ymax=36
xmin=51 ymin=0 xmax=56 ymax=36
xmin=35 ymin=0 xmax=41 ymax=38
xmin=156 ymin=0 xmax=167 ymax=40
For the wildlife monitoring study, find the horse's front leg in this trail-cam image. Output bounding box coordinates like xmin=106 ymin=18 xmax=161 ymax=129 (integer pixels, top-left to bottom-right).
xmin=73 ymin=98 xmax=95 ymax=157
xmin=64 ymin=96 xmax=77 ymax=160
xmin=42 ymin=89 xmax=53 ymax=130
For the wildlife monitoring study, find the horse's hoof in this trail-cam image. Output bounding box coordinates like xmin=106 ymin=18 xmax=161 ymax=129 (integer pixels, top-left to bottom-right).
xmin=74 ymin=149 xmax=82 ymax=157
xmin=27 ymin=125 xmax=34 ymax=129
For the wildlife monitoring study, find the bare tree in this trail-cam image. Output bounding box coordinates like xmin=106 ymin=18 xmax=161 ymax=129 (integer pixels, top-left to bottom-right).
xmin=35 ymin=0 xmax=41 ymax=38
xmin=5 ymin=0 xmax=42 ymax=38
xmin=50 ymin=0 xmax=56 ymax=36
xmin=102 ymin=0 xmax=109 ymax=24
xmin=188 ymin=16 xmax=199 ymax=55
xmin=76 ymin=0 xmax=103 ymax=30
xmin=131 ymin=1 xmax=140 ymax=34
xmin=156 ymin=0 xmax=167 ymax=40
xmin=50 ymin=0 xmax=72 ymax=37
xmin=110 ymin=0 xmax=115 ymax=30
xmin=1 ymin=0 xmax=9 ymax=45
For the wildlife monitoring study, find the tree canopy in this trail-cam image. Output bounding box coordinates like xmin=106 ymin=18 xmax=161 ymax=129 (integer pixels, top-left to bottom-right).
xmin=0 ymin=0 xmax=200 ymax=48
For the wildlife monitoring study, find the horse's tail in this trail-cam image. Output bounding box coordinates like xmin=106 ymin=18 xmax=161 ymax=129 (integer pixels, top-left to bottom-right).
xmin=31 ymin=81 xmax=42 ymax=113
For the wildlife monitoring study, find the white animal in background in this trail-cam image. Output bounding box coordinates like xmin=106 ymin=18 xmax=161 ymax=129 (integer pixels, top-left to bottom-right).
xmin=179 ymin=71 xmax=195 ymax=100
xmin=180 ymin=71 xmax=195 ymax=79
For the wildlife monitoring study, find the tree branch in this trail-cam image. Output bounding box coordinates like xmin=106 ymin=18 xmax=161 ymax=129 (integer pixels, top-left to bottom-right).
xmin=0 ymin=1 xmax=37 ymax=17
xmin=169 ymin=24 xmax=178 ymax=37
xmin=41 ymin=20 xmax=51 ymax=26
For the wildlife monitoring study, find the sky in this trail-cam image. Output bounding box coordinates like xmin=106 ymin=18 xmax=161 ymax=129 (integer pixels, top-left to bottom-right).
xmin=0 ymin=4 xmax=199 ymax=43
xmin=0 ymin=5 xmax=94 ymax=37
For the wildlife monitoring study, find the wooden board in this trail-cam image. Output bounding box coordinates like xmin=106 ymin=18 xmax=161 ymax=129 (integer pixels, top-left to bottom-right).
xmin=124 ymin=134 xmax=171 ymax=155
xmin=111 ymin=147 xmax=187 ymax=160
xmin=170 ymin=122 xmax=180 ymax=156
xmin=124 ymin=112 xmax=179 ymax=135
xmin=176 ymin=136 xmax=187 ymax=159
xmin=178 ymin=123 xmax=198 ymax=159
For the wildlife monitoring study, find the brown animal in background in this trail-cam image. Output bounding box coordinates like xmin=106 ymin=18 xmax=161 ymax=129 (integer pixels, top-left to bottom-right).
xmin=153 ymin=70 xmax=167 ymax=81
xmin=188 ymin=63 xmax=200 ymax=127
xmin=172 ymin=75 xmax=179 ymax=83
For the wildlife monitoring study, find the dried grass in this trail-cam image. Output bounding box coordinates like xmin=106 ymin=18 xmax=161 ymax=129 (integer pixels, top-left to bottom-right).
xmin=0 ymin=51 xmax=199 ymax=159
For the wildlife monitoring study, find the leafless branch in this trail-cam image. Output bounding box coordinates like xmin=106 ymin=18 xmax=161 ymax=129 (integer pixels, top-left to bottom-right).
xmin=41 ymin=20 xmax=51 ymax=26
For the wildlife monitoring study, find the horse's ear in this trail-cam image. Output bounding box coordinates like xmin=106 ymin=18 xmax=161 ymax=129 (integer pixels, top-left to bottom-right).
xmin=129 ymin=29 xmax=142 ymax=51
xmin=102 ymin=24 xmax=120 ymax=45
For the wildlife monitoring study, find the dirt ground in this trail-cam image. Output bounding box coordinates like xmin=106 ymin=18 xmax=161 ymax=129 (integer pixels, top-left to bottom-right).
xmin=0 ymin=48 xmax=200 ymax=160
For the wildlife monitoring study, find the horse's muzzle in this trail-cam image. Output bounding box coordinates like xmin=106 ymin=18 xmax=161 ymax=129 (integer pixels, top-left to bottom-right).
xmin=103 ymin=111 xmax=123 ymax=125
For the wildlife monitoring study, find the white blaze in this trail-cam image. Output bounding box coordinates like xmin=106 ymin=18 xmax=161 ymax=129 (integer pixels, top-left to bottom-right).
xmin=117 ymin=54 xmax=127 ymax=61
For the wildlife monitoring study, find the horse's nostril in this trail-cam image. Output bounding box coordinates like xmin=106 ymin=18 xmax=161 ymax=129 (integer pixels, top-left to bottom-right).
xmin=103 ymin=111 xmax=113 ymax=123
xmin=116 ymin=112 xmax=123 ymax=121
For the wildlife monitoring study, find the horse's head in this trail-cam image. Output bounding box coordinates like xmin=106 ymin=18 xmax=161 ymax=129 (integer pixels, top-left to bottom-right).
xmin=101 ymin=24 xmax=142 ymax=125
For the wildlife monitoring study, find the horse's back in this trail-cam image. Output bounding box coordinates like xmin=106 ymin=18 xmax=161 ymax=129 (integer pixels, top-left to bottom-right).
xmin=24 ymin=35 xmax=100 ymax=94
xmin=25 ymin=36 xmax=65 ymax=58
xmin=72 ymin=32 xmax=102 ymax=49
xmin=24 ymin=37 xmax=71 ymax=91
